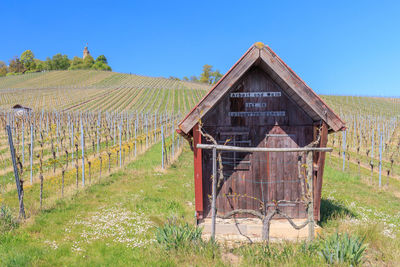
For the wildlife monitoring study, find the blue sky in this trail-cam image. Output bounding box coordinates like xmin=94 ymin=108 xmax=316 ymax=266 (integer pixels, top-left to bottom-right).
xmin=1 ymin=0 xmax=400 ymax=96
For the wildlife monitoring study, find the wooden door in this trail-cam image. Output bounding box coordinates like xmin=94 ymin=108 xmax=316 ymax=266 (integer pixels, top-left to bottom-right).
xmin=263 ymin=127 xmax=307 ymax=219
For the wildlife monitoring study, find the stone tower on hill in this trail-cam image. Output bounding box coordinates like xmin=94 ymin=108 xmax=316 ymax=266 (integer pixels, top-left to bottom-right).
xmin=83 ymin=44 xmax=90 ymax=59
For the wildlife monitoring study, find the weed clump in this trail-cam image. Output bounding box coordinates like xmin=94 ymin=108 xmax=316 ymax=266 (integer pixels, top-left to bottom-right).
xmin=320 ymin=232 xmax=367 ymax=266
xmin=0 ymin=205 xmax=19 ymax=233
xmin=237 ymin=232 xmax=368 ymax=266
xmin=155 ymin=218 xmax=202 ymax=250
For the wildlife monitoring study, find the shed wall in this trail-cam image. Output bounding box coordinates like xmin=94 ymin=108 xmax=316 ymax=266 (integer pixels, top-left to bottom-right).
xmin=200 ymin=67 xmax=317 ymax=219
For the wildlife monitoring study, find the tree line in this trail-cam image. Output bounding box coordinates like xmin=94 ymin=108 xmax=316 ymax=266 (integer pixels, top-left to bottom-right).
xmin=0 ymin=50 xmax=112 ymax=77
xmin=170 ymin=64 xmax=223 ymax=85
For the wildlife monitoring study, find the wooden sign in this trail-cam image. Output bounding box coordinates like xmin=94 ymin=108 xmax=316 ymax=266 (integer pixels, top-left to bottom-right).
xmin=230 ymin=92 xmax=281 ymax=98
xmin=245 ymin=103 xmax=267 ymax=108
xmin=228 ymin=111 xmax=286 ymax=117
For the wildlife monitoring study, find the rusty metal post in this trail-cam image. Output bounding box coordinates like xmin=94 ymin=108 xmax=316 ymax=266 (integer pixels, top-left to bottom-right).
xmin=211 ymin=146 xmax=217 ymax=241
xmin=306 ymin=150 xmax=314 ymax=241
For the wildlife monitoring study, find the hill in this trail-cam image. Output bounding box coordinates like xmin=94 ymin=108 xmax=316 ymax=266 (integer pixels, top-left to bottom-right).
xmin=0 ymin=70 xmax=210 ymax=113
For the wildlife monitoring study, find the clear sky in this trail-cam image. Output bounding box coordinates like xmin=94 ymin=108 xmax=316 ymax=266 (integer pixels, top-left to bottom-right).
xmin=1 ymin=1 xmax=400 ymax=97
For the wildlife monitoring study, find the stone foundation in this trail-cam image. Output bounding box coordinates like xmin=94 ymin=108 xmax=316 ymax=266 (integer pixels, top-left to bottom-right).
xmin=199 ymin=218 xmax=321 ymax=243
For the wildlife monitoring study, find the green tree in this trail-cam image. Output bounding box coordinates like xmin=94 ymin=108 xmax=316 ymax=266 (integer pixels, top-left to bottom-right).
xmin=0 ymin=61 xmax=7 ymax=76
xmin=199 ymin=64 xmax=213 ymax=84
xmin=51 ymin=54 xmax=70 ymax=70
xmin=20 ymin=50 xmax=35 ymax=70
xmin=96 ymin=55 xmax=108 ymax=64
xmin=83 ymin=55 xmax=95 ymax=68
xmin=91 ymin=61 xmax=111 ymax=71
xmin=69 ymin=56 xmax=84 ymax=70
xmin=8 ymin=56 xmax=25 ymax=73
xmin=211 ymin=70 xmax=223 ymax=84
xmin=198 ymin=65 xmax=223 ymax=84
xmin=34 ymin=59 xmax=45 ymax=71
xmin=44 ymin=57 xmax=53 ymax=70
xmin=92 ymin=55 xmax=112 ymax=71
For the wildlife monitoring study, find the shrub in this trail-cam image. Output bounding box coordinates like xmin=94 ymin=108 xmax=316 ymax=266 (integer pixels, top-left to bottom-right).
xmin=155 ymin=218 xmax=203 ymax=250
xmin=6 ymin=72 xmax=21 ymax=76
xmin=319 ymin=232 xmax=367 ymax=266
xmin=0 ymin=205 xmax=19 ymax=233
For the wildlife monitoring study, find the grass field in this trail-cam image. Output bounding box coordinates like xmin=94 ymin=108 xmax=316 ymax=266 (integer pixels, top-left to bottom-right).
xmin=0 ymin=142 xmax=399 ymax=266
xmin=0 ymin=71 xmax=399 ymax=266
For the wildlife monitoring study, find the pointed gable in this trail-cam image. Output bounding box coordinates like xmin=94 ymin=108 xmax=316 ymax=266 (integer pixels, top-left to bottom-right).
xmin=178 ymin=42 xmax=345 ymax=135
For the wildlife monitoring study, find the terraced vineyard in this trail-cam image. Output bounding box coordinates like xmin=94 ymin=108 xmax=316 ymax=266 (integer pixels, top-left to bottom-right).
xmin=1 ymin=72 xmax=399 ymax=206
xmin=0 ymin=70 xmax=209 ymax=219
xmin=0 ymin=70 xmax=209 ymax=113
xmin=322 ymin=95 xmax=400 ymax=184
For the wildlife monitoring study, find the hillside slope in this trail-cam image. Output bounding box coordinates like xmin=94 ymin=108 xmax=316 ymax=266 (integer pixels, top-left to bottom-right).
xmin=0 ymin=70 xmax=210 ymax=113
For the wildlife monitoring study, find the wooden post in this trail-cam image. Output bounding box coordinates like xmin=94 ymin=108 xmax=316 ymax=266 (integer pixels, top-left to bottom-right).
xmin=99 ymin=156 xmax=102 ymax=180
xmin=127 ymin=113 xmax=130 ymax=141
xmin=56 ymin=112 xmax=59 ymax=156
xmin=81 ymin=119 xmax=85 ymax=186
xmin=30 ymin=124 xmax=33 ymax=185
xmin=113 ymin=119 xmax=116 ymax=146
xmin=193 ymin=124 xmax=203 ymax=220
xmin=71 ymin=122 xmax=74 ymax=160
xmin=88 ymin=161 xmax=92 ymax=185
xmin=314 ymin=122 xmax=328 ymax=221
xmin=172 ymin=122 xmax=175 ymax=158
xmin=342 ymin=130 xmax=346 ymax=171
xmin=146 ymin=115 xmax=149 ymax=148
xmin=40 ymin=174 xmax=43 ymax=209
xmin=134 ymin=119 xmax=137 ymax=157
xmin=108 ymin=152 xmax=111 ymax=173
xmin=119 ymin=124 xmax=122 ymax=168
xmin=61 ymin=169 xmax=65 ymax=198
xmin=211 ymin=146 xmax=217 ymax=241
xmin=161 ymin=125 xmax=165 ymax=169
xmin=379 ymin=132 xmax=382 ymax=187
xmin=371 ymin=128 xmax=374 ymax=182
xmin=154 ymin=113 xmax=157 ymax=142
xmin=97 ymin=115 xmax=100 ymax=154
xmin=22 ymin=118 xmax=25 ymax=165
xmin=6 ymin=125 xmax=25 ymax=218
xmin=306 ymin=150 xmax=314 ymax=241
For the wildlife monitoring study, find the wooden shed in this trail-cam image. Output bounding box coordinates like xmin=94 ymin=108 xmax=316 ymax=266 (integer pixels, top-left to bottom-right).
xmin=12 ymin=104 xmax=32 ymax=116
xmin=178 ymin=43 xmax=345 ymax=226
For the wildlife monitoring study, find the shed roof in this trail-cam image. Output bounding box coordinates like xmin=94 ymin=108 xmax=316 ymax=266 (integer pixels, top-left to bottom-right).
xmin=178 ymin=42 xmax=345 ymax=135
xmin=12 ymin=104 xmax=31 ymax=110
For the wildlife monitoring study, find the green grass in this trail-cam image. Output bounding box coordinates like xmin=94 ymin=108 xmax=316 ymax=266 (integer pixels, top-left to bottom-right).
xmin=1 ymin=142 xmax=399 ymax=266
xmin=0 ymin=143 xmax=224 ymax=266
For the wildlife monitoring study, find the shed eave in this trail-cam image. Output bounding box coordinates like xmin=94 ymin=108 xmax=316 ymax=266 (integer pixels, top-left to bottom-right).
xmin=178 ymin=42 xmax=345 ymax=136
xmin=178 ymin=45 xmax=260 ymax=135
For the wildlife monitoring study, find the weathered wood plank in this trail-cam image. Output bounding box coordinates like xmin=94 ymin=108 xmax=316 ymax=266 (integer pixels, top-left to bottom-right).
xmin=180 ymin=46 xmax=259 ymax=133
xmin=193 ymin=123 xmax=204 ymax=219
xmin=259 ymin=48 xmax=344 ymax=131
xmin=190 ymin=45 xmax=340 ymax=222
xmin=314 ymin=122 xmax=328 ymax=220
